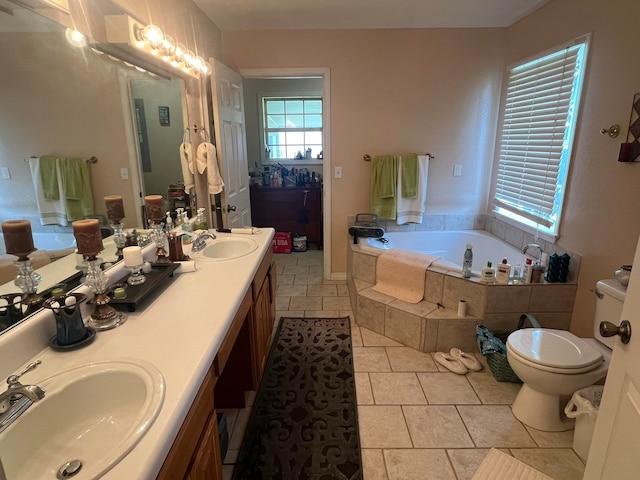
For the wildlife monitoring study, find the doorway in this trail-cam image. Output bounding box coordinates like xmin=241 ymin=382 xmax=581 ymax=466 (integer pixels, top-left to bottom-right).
xmin=239 ymin=68 xmax=332 ymax=279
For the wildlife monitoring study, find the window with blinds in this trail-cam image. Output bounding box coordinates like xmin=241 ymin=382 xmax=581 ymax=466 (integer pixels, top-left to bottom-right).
xmin=493 ymin=37 xmax=589 ymax=236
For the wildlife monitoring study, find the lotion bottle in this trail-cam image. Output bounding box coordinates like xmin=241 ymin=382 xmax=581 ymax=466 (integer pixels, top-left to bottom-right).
xmin=523 ymin=258 xmax=533 ymax=284
xmin=480 ymin=261 xmax=495 ymax=283
xmin=496 ymin=258 xmax=511 ymax=284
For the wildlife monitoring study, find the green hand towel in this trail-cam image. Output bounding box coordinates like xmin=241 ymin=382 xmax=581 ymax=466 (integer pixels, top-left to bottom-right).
xmin=370 ymin=155 xmax=397 ymax=220
xmin=401 ymin=153 xmax=418 ymax=198
xmin=39 ymin=155 xmax=59 ymax=200
xmin=60 ymin=158 xmax=95 ymax=221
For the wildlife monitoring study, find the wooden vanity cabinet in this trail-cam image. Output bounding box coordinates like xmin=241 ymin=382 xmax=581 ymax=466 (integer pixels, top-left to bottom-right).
xmin=156 ymin=249 xmax=278 ymax=479
xmin=249 ymin=249 xmax=277 ymax=389
xmin=250 ymin=186 xmax=323 ymax=248
xmin=156 ymin=368 xmax=222 ymax=480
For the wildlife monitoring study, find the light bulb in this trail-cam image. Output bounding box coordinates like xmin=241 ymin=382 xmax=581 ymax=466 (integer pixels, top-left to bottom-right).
xmin=161 ymin=34 xmax=175 ymax=60
xmin=141 ymin=24 xmax=164 ymax=49
xmin=65 ymin=28 xmax=87 ymax=48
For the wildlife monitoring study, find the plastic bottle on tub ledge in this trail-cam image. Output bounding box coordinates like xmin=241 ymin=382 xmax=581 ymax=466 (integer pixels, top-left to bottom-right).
xmin=480 ymin=261 xmax=495 ymax=283
xmin=496 ymin=258 xmax=512 ymax=284
xmin=462 ymin=244 xmax=473 ymax=278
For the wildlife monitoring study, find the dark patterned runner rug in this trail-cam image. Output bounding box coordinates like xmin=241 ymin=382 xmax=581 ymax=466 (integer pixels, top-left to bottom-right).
xmin=232 ymin=316 xmax=362 ymax=480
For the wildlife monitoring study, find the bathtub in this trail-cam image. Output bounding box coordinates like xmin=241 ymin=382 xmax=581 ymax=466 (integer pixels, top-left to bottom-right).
xmin=359 ymin=230 xmax=528 ymax=277
xmin=0 ymin=232 xmax=76 ymax=257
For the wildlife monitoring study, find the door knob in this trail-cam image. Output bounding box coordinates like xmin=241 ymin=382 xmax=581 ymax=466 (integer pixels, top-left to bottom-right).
xmin=600 ymin=320 xmax=632 ymax=344
xmin=227 ymin=205 xmax=236 ymax=212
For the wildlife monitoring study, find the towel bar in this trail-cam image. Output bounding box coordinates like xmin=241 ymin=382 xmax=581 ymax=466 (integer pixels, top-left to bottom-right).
xmin=25 ymin=156 xmax=98 ymax=163
xmin=364 ymin=153 xmax=435 ymax=161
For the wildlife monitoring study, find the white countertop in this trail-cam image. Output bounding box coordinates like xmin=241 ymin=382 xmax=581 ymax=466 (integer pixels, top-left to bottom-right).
xmin=0 ymin=228 xmax=275 ymax=479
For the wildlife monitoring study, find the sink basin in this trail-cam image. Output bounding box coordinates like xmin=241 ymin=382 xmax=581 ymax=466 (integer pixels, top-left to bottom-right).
xmin=0 ymin=359 xmax=165 ymax=480
xmin=198 ymin=237 xmax=259 ymax=261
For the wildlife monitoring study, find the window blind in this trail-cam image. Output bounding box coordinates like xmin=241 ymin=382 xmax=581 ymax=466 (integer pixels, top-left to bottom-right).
xmin=494 ymin=43 xmax=585 ymax=228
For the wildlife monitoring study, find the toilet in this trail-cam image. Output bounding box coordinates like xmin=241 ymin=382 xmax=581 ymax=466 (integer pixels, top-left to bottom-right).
xmin=506 ymin=279 xmax=625 ymax=432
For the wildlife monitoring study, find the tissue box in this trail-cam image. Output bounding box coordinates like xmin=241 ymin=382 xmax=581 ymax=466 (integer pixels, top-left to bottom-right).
xmin=272 ymin=232 xmax=292 ymax=253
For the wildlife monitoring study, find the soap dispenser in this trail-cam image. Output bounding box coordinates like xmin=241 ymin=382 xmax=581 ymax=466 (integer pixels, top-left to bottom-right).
xmin=175 ymin=208 xmax=184 ymax=227
xmin=196 ymin=208 xmax=208 ymax=230
xmin=480 ymin=261 xmax=495 ymax=283
xmin=165 ymin=212 xmax=174 ymax=231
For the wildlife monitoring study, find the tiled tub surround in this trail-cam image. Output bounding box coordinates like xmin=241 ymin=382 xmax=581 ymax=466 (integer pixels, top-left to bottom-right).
xmin=347 ymin=241 xmax=578 ymax=353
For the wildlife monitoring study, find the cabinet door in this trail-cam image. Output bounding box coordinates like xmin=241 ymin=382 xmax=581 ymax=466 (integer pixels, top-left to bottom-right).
xmin=251 ymin=275 xmax=272 ymax=388
xmin=186 ymin=411 xmax=223 ymax=480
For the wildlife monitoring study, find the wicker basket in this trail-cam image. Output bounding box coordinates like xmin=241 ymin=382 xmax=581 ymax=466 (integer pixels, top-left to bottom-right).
xmin=476 ymin=314 xmax=541 ymax=383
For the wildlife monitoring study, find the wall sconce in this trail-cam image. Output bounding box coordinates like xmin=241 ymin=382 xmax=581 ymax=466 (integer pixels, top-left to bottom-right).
xmin=618 ymin=93 xmax=640 ymax=163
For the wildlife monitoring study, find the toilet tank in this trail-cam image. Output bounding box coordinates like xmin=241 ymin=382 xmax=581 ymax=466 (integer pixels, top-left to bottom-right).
xmin=594 ymin=279 xmax=627 ymax=349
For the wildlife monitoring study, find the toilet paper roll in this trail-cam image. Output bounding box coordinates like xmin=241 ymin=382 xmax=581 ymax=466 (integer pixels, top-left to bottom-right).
xmin=175 ymin=261 xmax=196 ymax=274
xmin=457 ymin=300 xmax=467 ymax=317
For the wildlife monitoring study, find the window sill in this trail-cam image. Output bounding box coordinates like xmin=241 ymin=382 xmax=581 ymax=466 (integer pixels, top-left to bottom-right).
xmin=263 ymin=159 xmax=323 ymax=166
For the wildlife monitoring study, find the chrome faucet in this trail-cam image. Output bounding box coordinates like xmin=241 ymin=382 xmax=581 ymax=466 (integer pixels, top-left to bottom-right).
xmin=522 ymin=243 xmax=543 ymax=265
xmin=0 ymin=360 xmax=45 ymax=433
xmin=191 ymin=231 xmax=217 ymax=253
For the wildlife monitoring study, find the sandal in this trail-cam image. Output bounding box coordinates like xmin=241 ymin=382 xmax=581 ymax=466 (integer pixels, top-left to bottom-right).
xmin=449 ymin=347 xmax=483 ymax=372
xmin=434 ymin=352 xmax=468 ymax=374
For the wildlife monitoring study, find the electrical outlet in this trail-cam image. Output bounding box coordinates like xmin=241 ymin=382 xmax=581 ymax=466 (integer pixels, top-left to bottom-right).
xmin=0 ymin=167 xmax=10 ymax=180
xmin=120 ymin=168 xmax=129 ymax=180
xmin=453 ymin=164 xmax=462 ymax=177
xmin=334 ymin=166 xmax=342 ymax=179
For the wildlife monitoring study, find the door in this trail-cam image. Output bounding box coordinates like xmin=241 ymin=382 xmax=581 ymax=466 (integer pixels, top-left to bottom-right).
xmin=584 ymin=234 xmax=640 ymax=479
xmin=210 ymin=59 xmax=251 ymax=228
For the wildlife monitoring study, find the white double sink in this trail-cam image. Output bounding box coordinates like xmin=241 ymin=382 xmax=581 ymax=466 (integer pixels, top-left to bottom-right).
xmin=0 ymin=359 xmax=165 ymax=480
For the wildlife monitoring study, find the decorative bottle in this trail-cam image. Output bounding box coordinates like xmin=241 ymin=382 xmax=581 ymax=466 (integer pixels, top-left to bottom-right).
xmin=462 ymin=244 xmax=473 ymax=279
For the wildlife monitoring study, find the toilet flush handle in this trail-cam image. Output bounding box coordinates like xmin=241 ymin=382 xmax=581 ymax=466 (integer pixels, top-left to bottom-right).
xmin=600 ymin=320 xmax=632 ymax=344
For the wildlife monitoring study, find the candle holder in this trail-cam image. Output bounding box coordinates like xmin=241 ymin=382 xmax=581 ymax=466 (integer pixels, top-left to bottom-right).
xmin=150 ymin=221 xmax=171 ymax=265
xmin=111 ymin=222 xmax=126 ymax=259
xmin=13 ymin=258 xmax=44 ymax=314
xmin=126 ymin=263 xmax=146 ymax=286
xmin=84 ymin=256 xmax=127 ymax=331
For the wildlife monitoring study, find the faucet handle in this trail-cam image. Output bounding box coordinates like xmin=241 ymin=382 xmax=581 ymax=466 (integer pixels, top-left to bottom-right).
xmin=7 ymin=360 xmax=41 ymax=386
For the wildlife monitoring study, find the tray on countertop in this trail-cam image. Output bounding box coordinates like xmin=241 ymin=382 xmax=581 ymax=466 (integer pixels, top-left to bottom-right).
xmin=109 ymin=263 xmax=179 ymax=312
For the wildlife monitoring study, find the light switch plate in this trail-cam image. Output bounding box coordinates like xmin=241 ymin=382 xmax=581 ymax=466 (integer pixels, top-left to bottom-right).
xmin=334 ymin=166 xmax=342 ymax=179
xmin=120 ymin=168 xmax=129 ymax=180
xmin=453 ymin=164 xmax=462 ymax=177
xmin=1 ymin=167 xmax=10 ymax=180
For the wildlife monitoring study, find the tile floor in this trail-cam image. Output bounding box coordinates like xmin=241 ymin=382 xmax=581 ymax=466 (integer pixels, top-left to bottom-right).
xmin=221 ymin=249 xmax=586 ymax=480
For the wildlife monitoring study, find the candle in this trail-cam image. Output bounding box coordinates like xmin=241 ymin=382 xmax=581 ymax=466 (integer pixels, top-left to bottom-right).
xmin=2 ymin=220 xmax=35 ymax=259
xmin=123 ymin=246 xmax=143 ymax=267
xmin=145 ymin=195 xmax=164 ymax=221
xmin=72 ymin=219 xmax=104 ymax=256
xmin=104 ymin=195 xmax=125 ymax=222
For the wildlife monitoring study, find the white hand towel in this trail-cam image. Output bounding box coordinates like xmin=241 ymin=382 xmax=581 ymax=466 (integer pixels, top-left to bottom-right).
xmin=396 ymin=155 xmax=429 ymax=225
xmin=180 ymin=142 xmax=194 ymax=189
xmin=29 ymin=157 xmax=68 ymax=226
xmin=197 ymin=142 xmax=225 ymax=195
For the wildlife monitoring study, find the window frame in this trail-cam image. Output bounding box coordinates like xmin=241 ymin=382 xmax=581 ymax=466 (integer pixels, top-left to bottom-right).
xmin=490 ymin=34 xmax=590 ymax=240
xmin=259 ymin=94 xmax=324 ymax=164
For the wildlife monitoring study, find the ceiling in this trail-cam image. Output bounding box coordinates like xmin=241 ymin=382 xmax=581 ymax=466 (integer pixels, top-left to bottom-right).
xmin=194 ymin=0 xmax=551 ymax=31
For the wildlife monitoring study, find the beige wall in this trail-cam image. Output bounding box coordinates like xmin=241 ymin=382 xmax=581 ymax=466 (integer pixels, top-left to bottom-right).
xmin=223 ymin=28 xmax=507 ymax=274
xmin=223 ymin=0 xmax=640 ymax=337
xmin=505 ymin=0 xmax=640 ymax=336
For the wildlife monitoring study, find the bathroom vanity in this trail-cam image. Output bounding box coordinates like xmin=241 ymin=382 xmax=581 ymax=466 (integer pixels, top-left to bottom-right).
xmin=0 ymin=229 xmax=277 ymax=479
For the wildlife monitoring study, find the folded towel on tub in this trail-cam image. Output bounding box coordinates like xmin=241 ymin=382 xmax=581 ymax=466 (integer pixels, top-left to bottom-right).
xmin=372 ymin=249 xmax=439 ymax=303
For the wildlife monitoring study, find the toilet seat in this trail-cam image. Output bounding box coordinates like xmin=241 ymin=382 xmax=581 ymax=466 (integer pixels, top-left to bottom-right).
xmin=507 ymin=329 xmax=604 ymax=374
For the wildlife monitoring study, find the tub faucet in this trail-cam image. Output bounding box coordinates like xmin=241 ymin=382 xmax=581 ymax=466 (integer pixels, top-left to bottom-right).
xmin=522 ymin=243 xmax=543 ymax=265
xmin=191 ymin=231 xmax=217 ymax=253
xmin=0 ymin=360 xmax=45 ymax=433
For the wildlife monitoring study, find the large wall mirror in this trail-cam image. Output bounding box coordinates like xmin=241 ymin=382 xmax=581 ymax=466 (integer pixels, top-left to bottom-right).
xmin=0 ymin=0 xmax=190 ymax=333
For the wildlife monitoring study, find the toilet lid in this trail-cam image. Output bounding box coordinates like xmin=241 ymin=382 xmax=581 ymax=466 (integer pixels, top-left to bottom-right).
xmin=507 ymin=329 xmax=603 ymax=370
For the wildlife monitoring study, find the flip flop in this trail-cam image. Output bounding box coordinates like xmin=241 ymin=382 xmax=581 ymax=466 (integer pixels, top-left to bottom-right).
xmin=449 ymin=347 xmax=483 ymax=372
xmin=433 ymin=352 xmax=468 ymax=375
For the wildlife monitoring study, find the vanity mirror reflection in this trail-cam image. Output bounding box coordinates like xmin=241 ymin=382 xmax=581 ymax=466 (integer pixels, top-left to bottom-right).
xmin=0 ymin=0 xmax=191 ymax=333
